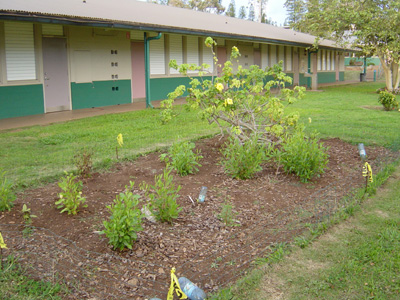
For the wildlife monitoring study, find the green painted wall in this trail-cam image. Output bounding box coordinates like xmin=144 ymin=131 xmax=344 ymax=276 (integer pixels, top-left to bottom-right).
xmin=71 ymin=80 xmax=131 ymax=110
xmin=339 ymin=71 xmax=345 ymax=81
xmin=149 ymin=76 xmax=212 ymax=101
xmin=0 ymin=84 xmax=44 ymax=119
xmin=317 ymin=72 xmax=336 ymax=84
xmin=345 ymin=57 xmax=380 ymax=66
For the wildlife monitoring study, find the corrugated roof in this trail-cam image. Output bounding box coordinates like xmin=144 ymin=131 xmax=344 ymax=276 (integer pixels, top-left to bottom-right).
xmin=0 ymin=0 xmax=346 ymax=50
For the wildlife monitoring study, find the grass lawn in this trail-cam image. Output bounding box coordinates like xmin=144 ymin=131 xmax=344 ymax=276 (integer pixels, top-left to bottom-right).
xmin=1 ymin=81 xmax=399 ymax=299
xmin=250 ymin=163 xmax=400 ymax=300
xmin=0 ymin=105 xmax=218 ymax=188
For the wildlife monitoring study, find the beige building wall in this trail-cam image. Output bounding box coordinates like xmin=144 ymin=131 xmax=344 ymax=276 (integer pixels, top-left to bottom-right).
xmin=68 ymin=27 xmax=131 ymax=83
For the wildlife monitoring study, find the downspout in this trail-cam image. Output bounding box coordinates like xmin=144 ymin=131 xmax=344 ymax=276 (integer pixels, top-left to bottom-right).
xmin=144 ymin=32 xmax=162 ymax=108
xmin=363 ymin=57 xmax=367 ymax=75
xmin=307 ymin=50 xmax=318 ymax=89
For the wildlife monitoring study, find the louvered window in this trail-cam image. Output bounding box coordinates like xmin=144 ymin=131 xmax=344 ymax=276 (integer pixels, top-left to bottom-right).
xmin=5 ymin=22 xmax=36 ymax=81
xmin=150 ymin=34 xmax=165 ymax=75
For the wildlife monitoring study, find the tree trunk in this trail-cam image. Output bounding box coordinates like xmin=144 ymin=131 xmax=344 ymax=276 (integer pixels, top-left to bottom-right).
xmin=392 ymin=62 xmax=400 ymax=90
xmin=379 ymin=56 xmax=393 ymax=91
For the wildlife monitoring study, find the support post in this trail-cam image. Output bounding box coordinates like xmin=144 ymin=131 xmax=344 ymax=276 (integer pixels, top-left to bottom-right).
xmin=144 ymin=32 xmax=162 ymax=108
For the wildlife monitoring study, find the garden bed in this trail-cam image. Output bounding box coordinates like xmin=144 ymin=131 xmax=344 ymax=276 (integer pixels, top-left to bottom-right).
xmin=0 ymin=135 xmax=395 ymax=299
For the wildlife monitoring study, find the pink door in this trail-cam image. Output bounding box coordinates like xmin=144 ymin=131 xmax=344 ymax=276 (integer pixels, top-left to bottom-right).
xmin=131 ymin=42 xmax=146 ymax=100
xmin=217 ymin=47 xmax=227 ymax=76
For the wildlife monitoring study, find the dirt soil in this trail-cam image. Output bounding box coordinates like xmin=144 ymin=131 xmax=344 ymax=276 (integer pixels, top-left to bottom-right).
xmin=0 ymin=136 xmax=396 ymax=300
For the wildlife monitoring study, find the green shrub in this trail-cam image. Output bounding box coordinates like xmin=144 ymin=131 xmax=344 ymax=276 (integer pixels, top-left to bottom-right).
xmin=73 ymin=147 xmax=94 ymax=178
xmin=378 ymin=90 xmax=399 ymax=111
xmin=101 ymin=181 xmax=143 ymax=251
xmin=56 ymin=172 xmax=87 ymax=215
xmin=220 ymin=135 xmax=266 ymax=180
xmin=141 ymin=166 xmax=182 ymax=223
xmin=160 ymin=140 xmax=202 ymax=176
xmin=276 ymin=131 xmax=329 ymax=182
xmin=0 ymin=171 xmax=16 ymax=212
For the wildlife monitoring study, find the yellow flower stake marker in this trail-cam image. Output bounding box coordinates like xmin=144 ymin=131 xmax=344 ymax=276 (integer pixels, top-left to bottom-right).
xmin=362 ymin=162 xmax=373 ymax=191
xmin=167 ymin=267 xmax=187 ymax=300
xmin=0 ymin=232 xmax=7 ymax=270
xmin=116 ymin=133 xmax=123 ymax=159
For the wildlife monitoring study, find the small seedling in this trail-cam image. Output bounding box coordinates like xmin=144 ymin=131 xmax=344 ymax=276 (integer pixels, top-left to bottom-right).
xmin=56 ymin=172 xmax=87 ymax=215
xmin=116 ymin=133 xmax=123 ymax=159
xmin=22 ymin=204 xmax=37 ymax=236
xmin=218 ymin=199 xmax=239 ymax=227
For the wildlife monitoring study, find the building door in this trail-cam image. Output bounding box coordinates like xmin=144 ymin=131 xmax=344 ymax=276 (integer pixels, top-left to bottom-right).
xmin=217 ymin=47 xmax=227 ymax=76
xmin=131 ymin=42 xmax=146 ymax=101
xmin=42 ymin=37 xmax=70 ymax=112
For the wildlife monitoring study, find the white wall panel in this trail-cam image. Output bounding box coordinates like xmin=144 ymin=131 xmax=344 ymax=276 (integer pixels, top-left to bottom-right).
xmin=149 ymin=34 xmax=165 ymax=75
xmin=4 ymin=22 xmax=36 ymax=81
xmin=130 ymin=31 xmax=144 ymax=41
xmin=186 ymin=35 xmax=199 ymax=73
xmin=42 ymin=24 xmax=63 ymax=36
xmin=317 ymin=51 xmax=321 ymax=71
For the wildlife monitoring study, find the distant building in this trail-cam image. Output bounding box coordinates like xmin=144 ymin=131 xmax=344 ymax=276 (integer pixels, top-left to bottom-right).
xmin=0 ymin=0 xmax=348 ymax=119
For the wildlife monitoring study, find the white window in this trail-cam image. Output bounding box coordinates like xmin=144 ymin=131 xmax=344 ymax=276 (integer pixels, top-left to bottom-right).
xmin=261 ymin=44 xmax=269 ymax=69
xmin=317 ymin=51 xmax=322 ymax=71
xmin=285 ymin=46 xmax=292 ymax=71
xmin=169 ymin=34 xmax=183 ymax=75
xmin=327 ymin=50 xmax=331 ymax=71
xmin=322 ymin=50 xmax=326 ymax=70
xmin=332 ymin=52 xmax=336 ymax=70
xmin=202 ymin=40 xmax=214 ymax=73
xmin=186 ymin=35 xmax=199 ymax=72
xmin=150 ymin=34 xmax=165 ymax=75
xmin=5 ymin=21 xmax=36 ymax=81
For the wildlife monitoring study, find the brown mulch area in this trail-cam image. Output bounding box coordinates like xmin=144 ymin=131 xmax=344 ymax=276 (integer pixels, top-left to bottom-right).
xmin=0 ymin=136 xmax=396 ymax=299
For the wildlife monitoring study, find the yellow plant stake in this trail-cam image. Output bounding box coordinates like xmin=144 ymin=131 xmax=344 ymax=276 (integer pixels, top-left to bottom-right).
xmin=362 ymin=162 xmax=373 ymax=191
xmin=0 ymin=232 xmax=7 ymax=270
xmin=167 ymin=267 xmax=187 ymax=300
xmin=116 ymin=133 xmax=123 ymax=159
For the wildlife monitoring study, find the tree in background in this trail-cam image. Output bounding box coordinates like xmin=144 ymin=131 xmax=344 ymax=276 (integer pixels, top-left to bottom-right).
xmin=298 ymin=0 xmax=400 ymax=91
xmin=238 ymin=5 xmax=247 ymax=19
xmin=248 ymin=3 xmax=255 ymax=21
xmin=155 ymin=0 xmax=225 ymax=14
xmin=225 ymin=0 xmax=236 ymax=17
xmin=284 ymin=0 xmax=306 ymax=28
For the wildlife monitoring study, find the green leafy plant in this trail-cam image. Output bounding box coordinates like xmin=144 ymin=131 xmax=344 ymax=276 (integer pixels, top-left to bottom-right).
xmin=101 ymin=181 xmax=144 ymax=251
xmin=141 ymin=166 xmax=182 ymax=223
xmin=161 ymin=37 xmax=305 ymax=147
xmin=220 ymin=135 xmax=266 ymax=179
xmin=378 ymin=90 xmax=399 ymax=111
xmin=218 ymin=199 xmax=239 ymax=226
xmin=275 ymin=130 xmax=329 ymax=182
xmin=56 ymin=172 xmax=87 ymax=215
xmin=160 ymin=140 xmax=203 ymax=176
xmin=0 ymin=171 xmax=16 ymax=212
xmin=22 ymin=204 xmax=37 ymax=236
xmin=73 ymin=147 xmax=94 ymax=178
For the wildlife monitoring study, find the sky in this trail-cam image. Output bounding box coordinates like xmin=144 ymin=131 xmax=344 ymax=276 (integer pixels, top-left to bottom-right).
xmin=221 ymin=0 xmax=288 ymax=26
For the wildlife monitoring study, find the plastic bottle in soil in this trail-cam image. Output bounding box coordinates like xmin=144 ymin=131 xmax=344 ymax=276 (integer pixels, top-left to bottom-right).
xmin=178 ymin=277 xmax=207 ymax=300
xmin=198 ymin=186 xmax=207 ymax=203
xmin=149 ymin=298 xmax=162 ymax=300
xmin=358 ymin=143 xmax=367 ymax=160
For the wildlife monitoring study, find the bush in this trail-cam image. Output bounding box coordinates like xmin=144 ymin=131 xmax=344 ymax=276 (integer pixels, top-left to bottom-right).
xmin=141 ymin=167 xmax=182 ymax=223
xmin=56 ymin=172 xmax=87 ymax=215
xmin=0 ymin=171 xmax=16 ymax=212
xmin=220 ymin=135 xmax=266 ymax=180
xmin=378 ymin=90 xmax=399 ymax=111
xmin=73 ymin=148 xmax=94 ymax=178
xmin=160 ymin=140 xmax=202 ymax=176
xmin=101 ymin=181 xmax=143 ymax=251
xmin=276 ymin=131 xmax=329 ymax=182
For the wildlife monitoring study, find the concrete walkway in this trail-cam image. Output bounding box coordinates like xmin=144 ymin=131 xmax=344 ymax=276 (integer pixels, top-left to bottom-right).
xmin=0 ymin=80 xmax=362 ymax=131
